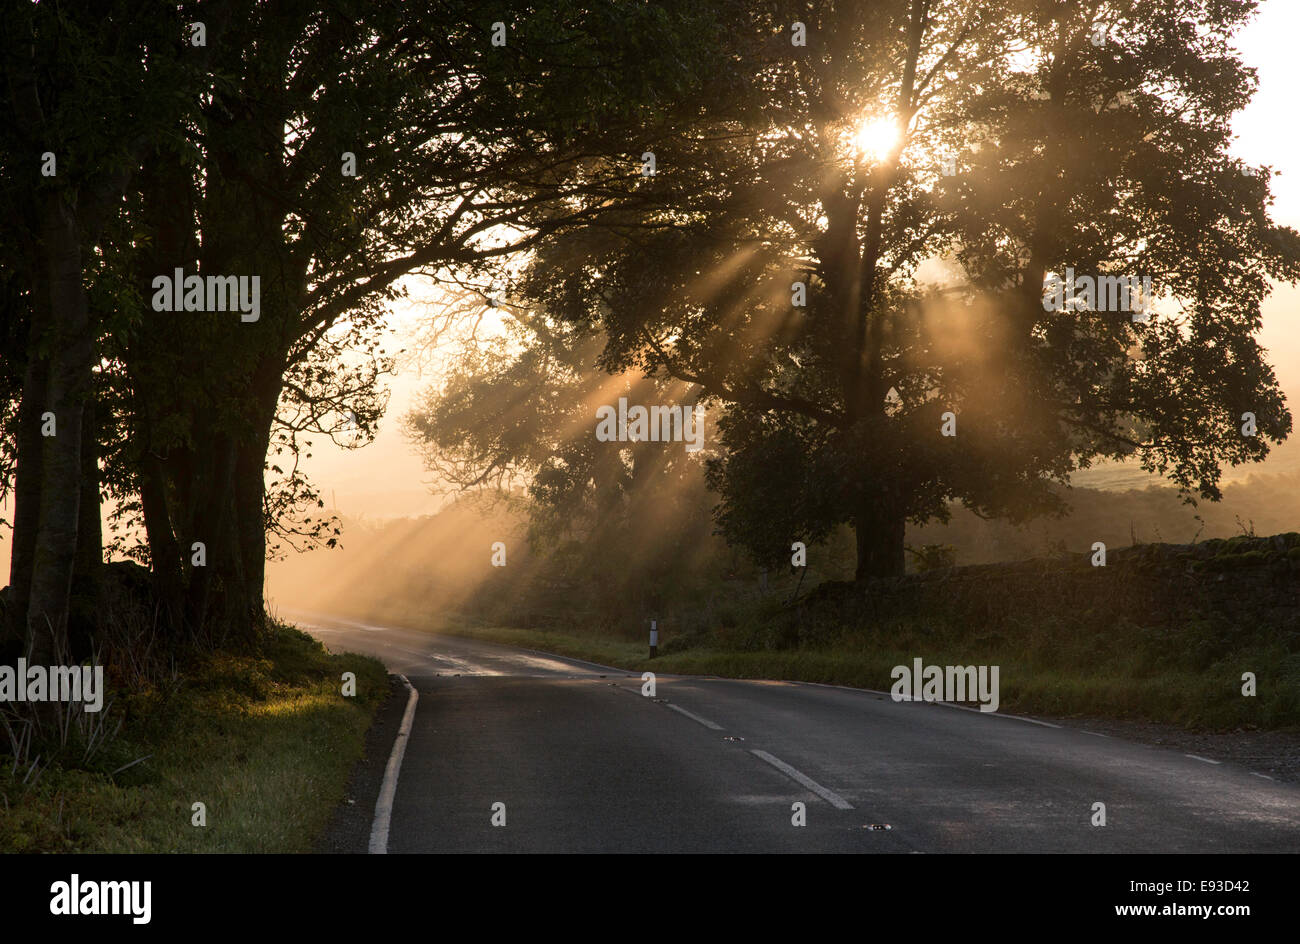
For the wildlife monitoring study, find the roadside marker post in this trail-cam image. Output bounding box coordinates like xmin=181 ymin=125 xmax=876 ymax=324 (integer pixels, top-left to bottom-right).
xmin=649 ymin=618 xmax=658 ymax=659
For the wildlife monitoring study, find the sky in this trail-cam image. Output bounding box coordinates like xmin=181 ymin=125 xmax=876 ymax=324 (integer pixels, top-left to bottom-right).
xmin=303 ymin=301 xmax=446 ymax=521
xmin=1229 ymin=0 xmax=1300 ymax=389
xmin=4 ymin=0 xmax=1300 ymax=575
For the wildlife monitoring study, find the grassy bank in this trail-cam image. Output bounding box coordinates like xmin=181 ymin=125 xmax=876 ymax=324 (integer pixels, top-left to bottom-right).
xmin=0 ymin=623 xmax=387 ymax=853
xmin=389 ymin=612 xmax=1299 ymax=732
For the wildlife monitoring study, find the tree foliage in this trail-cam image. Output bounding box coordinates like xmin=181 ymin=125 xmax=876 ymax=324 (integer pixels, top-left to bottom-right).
xmin=517 ymin=0 xmax=1300 ymax=579
xmin=2 ymin=0 xmax=730 ymax=656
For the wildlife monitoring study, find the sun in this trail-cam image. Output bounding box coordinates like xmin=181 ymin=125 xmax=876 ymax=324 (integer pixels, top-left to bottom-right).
xmin=851 ymin=117 xmax=902 ymax=162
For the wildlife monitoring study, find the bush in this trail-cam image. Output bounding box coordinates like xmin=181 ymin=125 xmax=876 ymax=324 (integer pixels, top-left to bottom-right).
xmin=906 ymin=543 xmax=957 ymax=572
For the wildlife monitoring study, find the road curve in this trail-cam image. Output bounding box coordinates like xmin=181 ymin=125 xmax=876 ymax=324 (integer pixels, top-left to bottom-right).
xmin=292 ymin=611 xmax=1300 ymax=853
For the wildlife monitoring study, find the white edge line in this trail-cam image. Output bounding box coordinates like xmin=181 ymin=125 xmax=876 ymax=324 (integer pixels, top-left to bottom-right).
xmin=1251 ymin=772 xmax=1275 ymax=781
xmin=665 ymin=702 xmax=723 ymax=730
xmin=749 ymin=749 xmax=854 ymax=810
xmin=798 ymin=680 xmax=1065 ymax=729
xmin=1185 ymin=753 xmax=1222 ymax=765
xmin=933 ymin=701 xmax=1062 ymax=728
xmin=369 ymin=674 xmax=419 ymax=854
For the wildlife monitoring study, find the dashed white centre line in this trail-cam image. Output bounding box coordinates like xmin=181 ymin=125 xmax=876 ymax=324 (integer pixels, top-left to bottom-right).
xmin=749 ymin=749 xmax=854 ymax=810
xmin=1185 ymin=753 xmax=1222 ymax=765
xmin=666 ymin=703 xmax=723 ymax=730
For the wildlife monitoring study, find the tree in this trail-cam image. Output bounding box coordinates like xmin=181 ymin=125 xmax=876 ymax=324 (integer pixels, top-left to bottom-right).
xmin=1 ymin=0 xmax=736 ymax=657
xmin=404 ymin=295 xmax=717 ymax=623
xmin=1 ymin=1 xmax=198 ymax=659
xmin=102 ymin=0 xmax=732 ymax=641
xmin=519 ymin=0 xmax=1300 ymax=581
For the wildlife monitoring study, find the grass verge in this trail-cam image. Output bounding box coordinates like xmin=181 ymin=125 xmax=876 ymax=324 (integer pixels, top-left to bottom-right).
xmin=0 ymin=622 xmax=387 ymax=853
xmin=401 ymin=615 xmax=1298 ymax=732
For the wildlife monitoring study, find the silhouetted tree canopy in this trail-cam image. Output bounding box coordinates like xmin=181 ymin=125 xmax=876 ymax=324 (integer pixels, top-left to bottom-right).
xmin=516 ymin=0 xmax=1300 ymax=579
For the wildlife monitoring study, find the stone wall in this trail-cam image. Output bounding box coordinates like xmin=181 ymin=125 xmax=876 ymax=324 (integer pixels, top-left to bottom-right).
xmin=820 ymin=533 xmax=1300 ymax=635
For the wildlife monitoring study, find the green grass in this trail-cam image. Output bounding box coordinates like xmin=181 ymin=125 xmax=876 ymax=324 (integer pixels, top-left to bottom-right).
xmin=0 ymin=623 xmax=388 ymax=853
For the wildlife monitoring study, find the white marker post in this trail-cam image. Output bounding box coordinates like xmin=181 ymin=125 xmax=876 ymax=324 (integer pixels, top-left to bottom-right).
xmin=649 ymin=618 xmax=658 ymax=659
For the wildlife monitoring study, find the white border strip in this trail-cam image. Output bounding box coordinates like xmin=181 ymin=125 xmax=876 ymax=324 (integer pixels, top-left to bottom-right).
xmin=369 ymin=674 xmax=419 ymax=854
xmin=750 ymin=749 xmax=854 ymax=810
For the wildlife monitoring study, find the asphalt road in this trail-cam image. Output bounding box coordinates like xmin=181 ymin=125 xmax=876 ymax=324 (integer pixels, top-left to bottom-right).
xmin=292 ymin=611 xmax=1300 ymax=853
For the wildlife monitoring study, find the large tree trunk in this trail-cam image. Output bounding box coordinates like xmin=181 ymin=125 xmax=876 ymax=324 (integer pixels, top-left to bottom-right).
xmin=139 ymin=451 xmax=186 ymax=634
xmin=69 ymin=396 xmax=104 ymax=659
xmin=853 ymin=487 xmax=906 ymax=582
xmin=7 ymin=354 xmax=48 ymax=645
xmin=231 ymin=438 xmax=265 ymax=639
xmin=24 ymin=194 xmax=93 ymax=664
xmin=185 ymin=433 xmax=243 ymax=641
xmin=229 ymin=360 xmax=287 ymax=641
xmin=131 ymin=141 xmax=201 ymax=639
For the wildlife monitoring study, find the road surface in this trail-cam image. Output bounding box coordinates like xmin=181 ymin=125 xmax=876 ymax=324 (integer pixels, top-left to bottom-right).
xmin=291 ymin=611 xmax=1300 ymax=853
